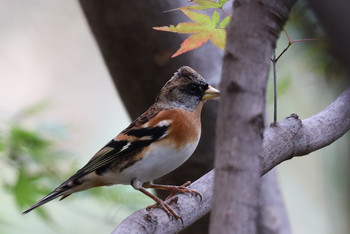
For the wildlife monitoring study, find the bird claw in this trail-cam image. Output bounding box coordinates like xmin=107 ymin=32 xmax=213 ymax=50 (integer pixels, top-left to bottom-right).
xmin=146 ymin=199 xmax=182 ymax=223
xmin=146 ymin=181 xmax=201 ymax=223
xmin=163 ymin=181 xmax=202 ymax=201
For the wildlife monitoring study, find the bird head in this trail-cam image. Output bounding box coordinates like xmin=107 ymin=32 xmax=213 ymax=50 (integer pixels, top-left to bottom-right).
xmin=156 ymin=66 xmax=220 ymax=111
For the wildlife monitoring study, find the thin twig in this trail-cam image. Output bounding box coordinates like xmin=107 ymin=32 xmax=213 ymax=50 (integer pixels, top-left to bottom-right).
xmin=272 ymin=29 xmax=322 ymax=124
xmin=275 ymin=28 xmax=323 ymax=62
xmin=220 ymin=8 xmax=232 ymax=18
xmin=283 ymin=28 xmax=292 ymax=42
xmin=275 ymin=44 xmax=291 ymax=62
xmin=272 ymin=49 xmax=278 ymax=124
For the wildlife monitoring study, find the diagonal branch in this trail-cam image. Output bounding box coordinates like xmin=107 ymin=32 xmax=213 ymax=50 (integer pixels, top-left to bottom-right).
xmin=112 ymin=87 xmax=350 ymax=234
xmin=113 ymin=171 xmax=215 ymax=234
xmin=262 ymin=88 xmax=350 ymax=174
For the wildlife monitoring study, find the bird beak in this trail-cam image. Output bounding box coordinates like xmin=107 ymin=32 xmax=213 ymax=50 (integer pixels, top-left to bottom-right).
xmin=202 ymin=85 xmax=220 ymax=101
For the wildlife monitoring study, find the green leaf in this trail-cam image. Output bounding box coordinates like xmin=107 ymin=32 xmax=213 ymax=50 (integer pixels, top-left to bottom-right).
xmin=181 ymin=9 xmax=212 ymax=24
xmin=0 ymin=103 xmax=75 ymax=222
xmin=219 ymin=16 xmax=231 ymax=28
xmin=9 ymin=126 xmax=52 ymax=162
xmin=154 ymin=9 xmax=227 ymax=57
xmin=13 ymin=170 xmax=46 ymax=207
xmin=10 ymin=127 xmax=51 ymax=150
xmin=211 ymin=10 xmax=220 ymax=25
xmin=12 ymin=169 xmax=54 ymax=220
xmin=211 ymin=28 xmax=226 ymax=50
xmin=154 ymin=22 xmax=208 ymax=34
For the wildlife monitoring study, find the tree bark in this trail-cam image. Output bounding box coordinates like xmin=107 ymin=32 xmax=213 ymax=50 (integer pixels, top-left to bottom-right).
xmin=210 ymin=0 xmax=296 ymax=233
xmin=262 ymin=88 xmax=350 ymax=174
xmin=112 ymin=86 xmax=350 ymax=234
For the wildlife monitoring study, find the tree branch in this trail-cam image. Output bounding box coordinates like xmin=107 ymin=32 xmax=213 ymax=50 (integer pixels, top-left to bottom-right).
xmin=261 ymin=88 xmax=350 ymax=174
xmin=113 ymin=171 xmax=215 ymax=234
xmin=112 ymin=87 xmax=350 ymax=234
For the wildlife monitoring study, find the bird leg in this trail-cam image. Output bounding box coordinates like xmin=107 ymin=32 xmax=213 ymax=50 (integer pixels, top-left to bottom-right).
xmin=144 ymin=181 xmax=202 ymax=210
xmin=147 ymin=181 xmax=200 ymax=199
xmin=131 ymin=178 xmax=181 ymax=220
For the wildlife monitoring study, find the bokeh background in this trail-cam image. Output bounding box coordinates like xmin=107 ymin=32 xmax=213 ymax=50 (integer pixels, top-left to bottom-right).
xmin=0 ymin=1 xmax=349 ymax=234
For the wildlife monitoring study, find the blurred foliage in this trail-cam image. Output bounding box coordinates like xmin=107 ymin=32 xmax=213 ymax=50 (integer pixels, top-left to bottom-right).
xmin=0 ymin=103 xmax=74 ymax=219
xmin=267 ymin=73 xmax=292 ymax=103
xmin=0 ymin=103 xmax=153 ymax=226
xmin=286 ymin=0 xmax=347 ymax=82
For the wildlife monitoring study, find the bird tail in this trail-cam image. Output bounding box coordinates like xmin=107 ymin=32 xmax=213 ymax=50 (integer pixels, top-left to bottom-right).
xmin=22 ymin=164 xmax=97 ymax=214
xmin=22 ymin=182 xmax=72 ymax=214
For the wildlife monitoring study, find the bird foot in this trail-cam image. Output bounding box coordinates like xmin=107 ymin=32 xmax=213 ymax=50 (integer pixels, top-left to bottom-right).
xmin=146 ymin=198 xmax=182 ymax=222
xmin=146 ymin=181 xmax=202 ymax=211
xmin=163 ymin=181 xmax=201 ymax=200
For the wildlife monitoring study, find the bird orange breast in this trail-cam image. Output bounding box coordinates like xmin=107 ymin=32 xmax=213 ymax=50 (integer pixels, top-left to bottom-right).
xmin=153 ymin=104 xmax=203 ymax=150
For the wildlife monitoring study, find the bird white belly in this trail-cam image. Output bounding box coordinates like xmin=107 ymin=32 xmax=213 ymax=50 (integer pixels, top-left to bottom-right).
xmin=110 ymin=139 xmax=199 ymax=185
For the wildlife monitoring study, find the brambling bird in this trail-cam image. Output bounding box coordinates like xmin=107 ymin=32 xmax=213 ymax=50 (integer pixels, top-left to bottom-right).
xmin=23 ymin=66 xmax=220 ymax=219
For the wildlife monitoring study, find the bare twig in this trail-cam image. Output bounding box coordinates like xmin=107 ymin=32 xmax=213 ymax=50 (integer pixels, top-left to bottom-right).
xmin=272 ymin=49 xmax=278 ymax=124
xmin=271 ymin=29 xmax=323 ymax=123
xmin=220 ymin=7 xmax=232 ymax=18
xmin=275 ymin=28 xmax=321 ymax=62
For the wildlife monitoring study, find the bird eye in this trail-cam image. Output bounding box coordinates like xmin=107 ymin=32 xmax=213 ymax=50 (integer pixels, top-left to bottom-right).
xmin=189 ymin=84 xmax=198 ymax=92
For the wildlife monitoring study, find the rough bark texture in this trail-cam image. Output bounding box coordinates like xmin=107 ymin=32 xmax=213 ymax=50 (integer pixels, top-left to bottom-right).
xmin=262 ymin=88 xmax=350 ymax=174
xmin=113 ymin=171 xmax=215 ymax=234
xmin=210 ymin=0 xmax=296 ymax=233
xmin=79 ymin=1 xmax=221 ymax=233
xmin=113 ymin=86 xmax=350 ymax=234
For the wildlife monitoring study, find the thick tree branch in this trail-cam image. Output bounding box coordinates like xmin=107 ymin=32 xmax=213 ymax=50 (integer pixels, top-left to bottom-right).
xmin=113 ymin=171 xmax=214 ymax=234
xmin=262 ymin=88 xmax=350 ymax=174
xmin=112 ymin=87 xmax=350 ymax=234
